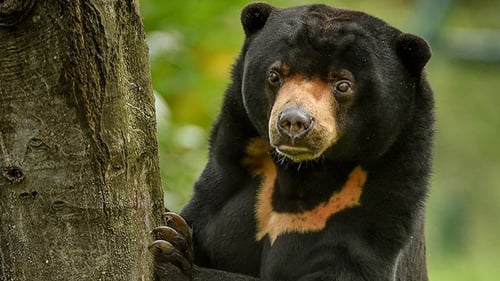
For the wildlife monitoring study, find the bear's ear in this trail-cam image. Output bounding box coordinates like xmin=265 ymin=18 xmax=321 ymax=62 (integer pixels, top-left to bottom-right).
xmin=241 ymin=2 xmax=274 ymax=37
xmin=396 ymin=33 xmax=432 ymax=74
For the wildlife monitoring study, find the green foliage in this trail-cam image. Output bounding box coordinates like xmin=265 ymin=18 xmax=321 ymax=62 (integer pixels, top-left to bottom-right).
xmin=141 ymin=0 xmax=500 ymax=279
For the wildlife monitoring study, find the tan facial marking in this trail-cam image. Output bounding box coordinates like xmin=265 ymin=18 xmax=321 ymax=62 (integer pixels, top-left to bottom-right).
xmin=256 ymin=166 xmax=367 ymax=245
xmin=269 ymin=76 xmax=339 ymax=161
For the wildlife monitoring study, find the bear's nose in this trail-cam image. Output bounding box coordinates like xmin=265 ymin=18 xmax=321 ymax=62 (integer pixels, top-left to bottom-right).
xmin=277 ymin=106 xmax=314 ymax=139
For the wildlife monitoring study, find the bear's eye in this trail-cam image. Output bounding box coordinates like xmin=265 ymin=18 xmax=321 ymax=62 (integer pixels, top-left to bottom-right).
xmin=334 ymin=81 xmax=351 ymax=94
xmin=267 ymin=70 xmax=282 ymax=86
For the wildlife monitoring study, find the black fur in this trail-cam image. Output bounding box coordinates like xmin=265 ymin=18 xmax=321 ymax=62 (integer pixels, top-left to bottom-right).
xmin=160 ymin=3 xmax=434 ymax=281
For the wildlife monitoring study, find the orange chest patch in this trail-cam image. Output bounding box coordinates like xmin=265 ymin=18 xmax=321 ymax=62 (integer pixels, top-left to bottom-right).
xmin=243 ymin=138 xmax=367 ymax=245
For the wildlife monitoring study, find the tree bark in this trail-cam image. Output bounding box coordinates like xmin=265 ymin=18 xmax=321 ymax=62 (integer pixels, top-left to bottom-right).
xmin=0 ymin=0 xmax=163 ymax=280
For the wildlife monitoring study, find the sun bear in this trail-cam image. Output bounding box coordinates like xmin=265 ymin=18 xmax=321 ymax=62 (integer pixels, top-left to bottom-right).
xmin=150 ymin=3 xmax=434 ymax=281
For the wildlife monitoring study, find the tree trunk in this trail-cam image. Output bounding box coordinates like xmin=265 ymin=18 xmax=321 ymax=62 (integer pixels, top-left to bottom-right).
xmin=0 ymin=0 xmax=163 ymax=280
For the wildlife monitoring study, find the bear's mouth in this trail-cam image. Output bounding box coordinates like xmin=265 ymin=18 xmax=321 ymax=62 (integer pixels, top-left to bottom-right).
xmin=274 ymin=145 xmax=324 ymax=162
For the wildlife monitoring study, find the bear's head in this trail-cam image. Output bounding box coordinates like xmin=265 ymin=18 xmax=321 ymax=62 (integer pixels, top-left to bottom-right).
xmin=239 ymin=3 xmax=431 ymax=163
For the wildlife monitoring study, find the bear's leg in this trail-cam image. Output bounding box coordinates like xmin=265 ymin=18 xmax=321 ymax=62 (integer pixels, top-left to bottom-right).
xmin=149 ymin=212 xmax=260 ymax=281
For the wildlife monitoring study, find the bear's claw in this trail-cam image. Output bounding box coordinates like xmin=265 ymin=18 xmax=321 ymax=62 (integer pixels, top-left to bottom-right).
xmin=151 ymin=226 xmax=186 ymax=247
xmin=148 ymin=240 xmax=193 ymax=277
xmin=163 ymin=212 xmax=192 ymax=239
xmin=149 ymin=212 xmax=194 ymax=279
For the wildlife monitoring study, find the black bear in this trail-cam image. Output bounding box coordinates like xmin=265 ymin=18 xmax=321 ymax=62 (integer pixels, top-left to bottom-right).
xmin=150 ymin=3 xmax=433 ymax=281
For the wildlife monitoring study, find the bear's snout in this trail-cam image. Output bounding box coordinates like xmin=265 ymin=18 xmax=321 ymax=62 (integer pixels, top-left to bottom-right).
xmin=267 ymin=77 xmax=339 ymax=162
xmin=277 ymin=106 xmax=314 ymax=140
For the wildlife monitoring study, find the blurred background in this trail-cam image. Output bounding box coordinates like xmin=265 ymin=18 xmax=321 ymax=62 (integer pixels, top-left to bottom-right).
xmin=139 ymin=0 xmax=500 ymax=280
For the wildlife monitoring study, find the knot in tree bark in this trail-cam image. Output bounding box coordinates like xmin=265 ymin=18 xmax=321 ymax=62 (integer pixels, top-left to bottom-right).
xmin=0 ymin=0 xmax=36 ymax=27
xmin=2 ymin=165 xmax=24 ymax=183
